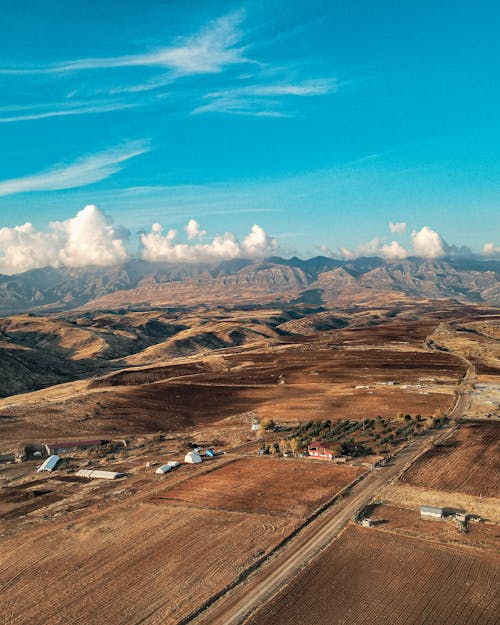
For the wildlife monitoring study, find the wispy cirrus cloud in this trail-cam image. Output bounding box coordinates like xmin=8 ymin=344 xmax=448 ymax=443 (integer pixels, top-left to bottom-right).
xmin=192 ymin=78 xmax=336 ymax=116
xmin=0 ymin=101 xmax=136 ymax=123
xmin=0 ymin=10 xmax=249 ymax=77
xmin=0 ymin=141 xmax=149 ymax=196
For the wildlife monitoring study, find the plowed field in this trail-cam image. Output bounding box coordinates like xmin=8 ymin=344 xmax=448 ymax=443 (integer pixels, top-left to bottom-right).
xmin=400 ymin=421 xmax=500 ymax=497
xmin=150 ymin=457 xmax=362 ymax=516
xmin=0 ymin=504 xmax=293 ymax=625
xmin=244 ymin=525 xmax=500 ymax=625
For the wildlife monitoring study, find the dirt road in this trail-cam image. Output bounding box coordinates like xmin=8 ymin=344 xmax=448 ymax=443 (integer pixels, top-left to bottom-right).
xmin=186 ymin=327 xmax=475 ymax=625
xmin=188 ymin=427 xmax=453 ymax=625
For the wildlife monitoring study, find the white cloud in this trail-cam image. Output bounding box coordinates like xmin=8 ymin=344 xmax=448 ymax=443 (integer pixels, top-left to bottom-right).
xmin=0 ymin=11 xmax=248 ymax=77
xmin=0 ymin=102 xmax=136 ymax=124
xmin=380 ymin=240 xmax=408 ymax=259
xmin=0 ymin=142 xmax=148 ymax=196
xmin=482 ymin=242 xmax=500 ymax=256
xmin=388 ymin=220 xmax=406 ymax=234
xmin=0 ymin=205 xmax=129 ymax=274
xmin=185 ymin=218 xmax=206 ymax=240
xmin=411 ymin=226 xmax=446 ymax=259
xmin=141 ymin=221 xmax=277 ymax=263
xmin=193 ymin=79 xmax=335 ymax=116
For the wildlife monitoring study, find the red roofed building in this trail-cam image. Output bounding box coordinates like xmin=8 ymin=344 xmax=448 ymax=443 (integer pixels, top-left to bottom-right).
xmin=308 ymin=441 xmax=338 ymax=460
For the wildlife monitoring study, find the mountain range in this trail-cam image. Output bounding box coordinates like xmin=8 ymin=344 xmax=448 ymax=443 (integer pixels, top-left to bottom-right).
xmin=0 ymin=256 xmax=498 ymax=314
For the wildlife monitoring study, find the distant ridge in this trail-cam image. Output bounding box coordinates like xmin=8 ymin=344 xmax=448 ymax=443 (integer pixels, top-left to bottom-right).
xmin=0 ymin=256 xmax=498 ymax=314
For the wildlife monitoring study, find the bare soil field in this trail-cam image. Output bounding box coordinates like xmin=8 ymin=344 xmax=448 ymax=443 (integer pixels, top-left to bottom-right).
xmin=378 ymin=482 xmax=500 ymax=523
xmin=400 ymin=421 xmax=500 ymax=498
xmin=151 ymin=457 xmax=362 ymax=516
xmin=244 ymin=525 xmax=500 ymax=625
xmin=0 ymin=503 xmax=295 ymax=625
xmin=0 ymin=336 xmax=461 ymax=444
xmin=368 ymin=504 xmax=500 ymax=553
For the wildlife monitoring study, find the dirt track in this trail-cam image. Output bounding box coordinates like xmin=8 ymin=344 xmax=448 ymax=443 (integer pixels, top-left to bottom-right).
xmin=189 ymin=427 xmax=455 ymax=625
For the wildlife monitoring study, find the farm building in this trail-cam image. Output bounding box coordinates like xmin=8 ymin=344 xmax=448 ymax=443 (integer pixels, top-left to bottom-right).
xmin=308 ymin=441 xmax=337 ymax=461
xmin=205 ymin=449 xmax=215 ymax=457
xmin=167 ymin=461 xmax=180 ymax=468
xmin=76 ymin=469 xmax=124 ymax=480
xmin=156 ymin=465 xmax=172 ymax=474
xmin=420 ymin=505 xmax=445 ymax=520
xmin=45 ymin=440 xmax=104 ymax=455
xmin=184 ymin=451 xmax=202 ymax=464
xmin=37 ymin=455 xmax=60 ymax=472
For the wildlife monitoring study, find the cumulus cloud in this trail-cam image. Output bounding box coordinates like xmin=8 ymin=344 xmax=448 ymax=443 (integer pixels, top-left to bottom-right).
xmin=141 ymin=221 xmax=277 ymax=263
xmin=482 ymin=242 xmax=500 ymax=256
xmin=0 ymin=205 xmax=129 ymax=274
xmin=185 ymin=219 xmax=206 ymax=240
xmin=388 ymin=221 xmax=406 ymax=234
xmin=411 ymin=226 xmax=446 ymax=259
xmin=380 ymin=240 xmax=408 ymax=259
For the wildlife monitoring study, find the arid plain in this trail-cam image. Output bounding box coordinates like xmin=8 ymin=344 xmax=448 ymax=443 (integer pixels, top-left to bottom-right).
xmin=0 ymin=293 xmax=499 ymax=625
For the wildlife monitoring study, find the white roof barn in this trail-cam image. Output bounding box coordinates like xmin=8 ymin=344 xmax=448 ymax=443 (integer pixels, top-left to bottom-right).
xmin=184 ymin=451 xmax=202 ymax=464
xmin=76 ymin=469 xmax=124 ymax=480
xmin=155 ymin=464 xmax=172 ymax=474
xmin=37 ymin=455 xmax=60 ymax=472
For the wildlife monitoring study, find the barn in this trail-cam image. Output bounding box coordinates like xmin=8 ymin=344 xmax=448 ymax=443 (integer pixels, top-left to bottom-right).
xmin=156 ymin=465 xmax=172 ymax=474
xmin=76 ymin=469 xmax=124 ymax=480
xmin=45 ymin=440 xmax=104 ymax=455
xmin=420 ymin=505 xmax=445 ymax=520
xmin=37 ymin=455 xmax=60 ymax=472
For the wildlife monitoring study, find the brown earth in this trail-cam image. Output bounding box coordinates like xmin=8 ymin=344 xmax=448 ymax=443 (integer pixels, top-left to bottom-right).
xmin=368 ymin=503 xmax=500 ymax=553
xmin=399 ymin=421 xmax=500 ymax=498
xmin=244 ymin=525 xmax=500 ymax=625
xmin=150 ymin=457 xmax=362 ymax=516
xmin=0 ymin=504 xmax=294 ymax=625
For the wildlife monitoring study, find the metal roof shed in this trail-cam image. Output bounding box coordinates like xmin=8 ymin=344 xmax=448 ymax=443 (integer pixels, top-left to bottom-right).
xmin=420 ymin=505 xmax=444 ymax=518
xmin=37 ymin=455 xmax=61 ymax=472
xmin=76 ymin=469 xmax=124 ymax=480
xmin=155 ymin=465 xmax=172 ymax=474
xmin=167 ymin=461 xmax=180 ymax=468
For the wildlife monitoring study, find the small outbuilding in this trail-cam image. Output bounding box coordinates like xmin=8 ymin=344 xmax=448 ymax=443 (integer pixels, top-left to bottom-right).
xmin=420 ymin=505 xmax=444 ymax=520
xmin=205 ymin=449 xmax=215 ymax=457
xmin=184 ymin=451 xmax=202 ymax=464
xmin=155 ymin=465 xmax=172 ymax=474
xmin=167 ymin=460 xmax=180 ymax=468
xmin=37 ymin=455 xmax=61 ymax=472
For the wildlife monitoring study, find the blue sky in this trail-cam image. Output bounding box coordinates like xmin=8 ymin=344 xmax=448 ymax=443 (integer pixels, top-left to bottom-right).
xmin=0 ymin=0 xmax=499 ymax=271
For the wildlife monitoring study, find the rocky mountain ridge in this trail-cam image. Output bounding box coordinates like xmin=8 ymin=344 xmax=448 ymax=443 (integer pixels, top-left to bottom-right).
xmin=0 ymin=256 xmax=498 ymax=314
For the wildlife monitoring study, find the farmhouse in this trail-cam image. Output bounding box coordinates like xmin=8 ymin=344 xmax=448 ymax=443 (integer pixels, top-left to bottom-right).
xmin=308 ymin=441 xmax=337 ymax=461
xmin=37 ymin=455 xmax=60 ymax=472
xmin=45 ymin=440 xmax=104 ymax=455
xmin=185 ymin=451 xmax=202 ymax=464
xmin=420 ymin=505 xmax=445 ymax=520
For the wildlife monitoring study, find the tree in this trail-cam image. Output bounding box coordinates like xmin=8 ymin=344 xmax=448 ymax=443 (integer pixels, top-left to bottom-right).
xmin=259 ymin=418 xmax=276 ymax=433
xmin=289 ymin=438 xmax=299 ymax=456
